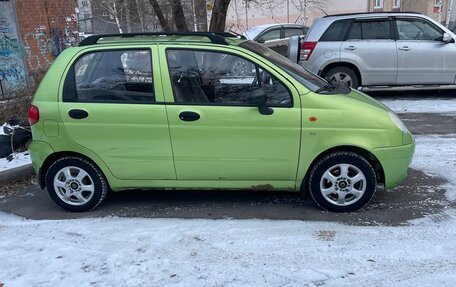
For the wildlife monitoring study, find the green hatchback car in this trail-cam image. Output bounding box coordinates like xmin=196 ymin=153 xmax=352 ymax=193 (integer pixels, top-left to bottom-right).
xmin=28 ymin=32 xmax=414 ymax=212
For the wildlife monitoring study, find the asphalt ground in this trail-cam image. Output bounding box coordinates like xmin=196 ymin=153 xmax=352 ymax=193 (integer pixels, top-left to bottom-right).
xmin=1 ymin=90 xmax=455 ymax=225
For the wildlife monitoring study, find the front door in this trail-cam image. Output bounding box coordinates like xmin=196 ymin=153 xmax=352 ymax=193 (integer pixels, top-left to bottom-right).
xmin=159 ymin=47 xmax=301 ymax=183
xmin=395 ymin=17 xmax=456 ymax=85
xmin=59 ymin=47 xmax=176 ymax=180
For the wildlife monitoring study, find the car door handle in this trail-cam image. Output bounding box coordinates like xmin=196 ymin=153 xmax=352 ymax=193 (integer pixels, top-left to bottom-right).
xmin=179 ymin=111 xmax=200 ymax=122
xmin=68 ymin=109 xmax=89 ymax=119
xmin=345 ymin=46 xmax=356 ymax=50
xmin=399 ymin=46 xmax=411 ymax=51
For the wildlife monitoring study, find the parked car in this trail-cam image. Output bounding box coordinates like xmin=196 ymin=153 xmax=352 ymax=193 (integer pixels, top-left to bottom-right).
xmin=28 ymin=32 xmax=414 ymax=213
xmin=297 ymin=12 xmax=456 ymax=90
xmin=223 ymin=23 xmax=310 ymax=76
xmin=244 ymin=23 xmax=309 ymax=56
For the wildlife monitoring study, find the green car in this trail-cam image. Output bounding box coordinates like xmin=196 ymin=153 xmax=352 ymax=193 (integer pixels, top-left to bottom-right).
xmin=27 ymin=32 xmax=414 ymax=212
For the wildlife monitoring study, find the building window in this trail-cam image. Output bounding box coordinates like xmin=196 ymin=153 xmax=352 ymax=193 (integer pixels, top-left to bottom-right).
xmin=435 ymin=0 xmax=441 ymax=6
xmin=393 ymin=0 xmax=401 ymax=8
xmin=374 ymin=0 xmax=384 ymax=9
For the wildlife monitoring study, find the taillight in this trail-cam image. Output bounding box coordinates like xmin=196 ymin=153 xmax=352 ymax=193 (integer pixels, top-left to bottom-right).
xmin=300 ymin=41 xmax=317 ymax=61
xmin=28 ymin=105 xmax=39 ymax=125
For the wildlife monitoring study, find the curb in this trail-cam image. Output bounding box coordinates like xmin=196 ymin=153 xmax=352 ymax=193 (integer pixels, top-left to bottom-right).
xmin=0 ymin=164 xmax=34 ymax=184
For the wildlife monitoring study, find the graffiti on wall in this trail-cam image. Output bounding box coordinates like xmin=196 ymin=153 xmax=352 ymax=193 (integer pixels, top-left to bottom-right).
xmin=0 ymin=5 xmax=27 ymax=98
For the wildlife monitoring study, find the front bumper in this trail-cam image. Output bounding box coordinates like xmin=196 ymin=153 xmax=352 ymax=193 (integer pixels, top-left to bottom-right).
xmin=371 ymin=141 xmax=415 ymax=189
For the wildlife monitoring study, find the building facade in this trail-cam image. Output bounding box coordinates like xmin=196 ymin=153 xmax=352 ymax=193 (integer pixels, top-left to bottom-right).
xmin=0 ymin=0 xmax=78 ymax=98
xmin=369 ymin=0 xmax=455 ymax=29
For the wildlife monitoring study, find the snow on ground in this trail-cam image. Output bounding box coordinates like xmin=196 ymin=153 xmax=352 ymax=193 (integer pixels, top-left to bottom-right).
xmin=0 ymin=136 xmax=456 ymax=286
xmin=0 ymin=210 xmax=456 ymax=287
xmin=379 ymin=98 xmax=456 ymax=113
xmin=0 ymin=151 xmax=31 ymax=172
xmin=411 ymin=135 xmax=456 ymax=201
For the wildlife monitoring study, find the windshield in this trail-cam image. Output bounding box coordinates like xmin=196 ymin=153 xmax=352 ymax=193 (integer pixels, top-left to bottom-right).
xmin=240 ymin=41 xmax=327 ymax=91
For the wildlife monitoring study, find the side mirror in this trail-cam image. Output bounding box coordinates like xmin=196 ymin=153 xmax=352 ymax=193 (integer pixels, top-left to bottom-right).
xmin=249 ymin=89 xmax=273 ymax=115
xmin=256 ymin=38 xmax=266 ymax=44
xmin=443 ymin=32 xmax=453 ymax=43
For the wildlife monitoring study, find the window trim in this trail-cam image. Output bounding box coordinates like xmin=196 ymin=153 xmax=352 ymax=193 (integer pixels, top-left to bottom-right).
xmin=393 ymin=0 xmax=401 ymax=8
xmin=164 ymin=47 xmax=294 ymax=108
xmin=62 ymin=48 xmax=157 ymax=104
xmin=374 ymin=0 xmax=384 ymax=9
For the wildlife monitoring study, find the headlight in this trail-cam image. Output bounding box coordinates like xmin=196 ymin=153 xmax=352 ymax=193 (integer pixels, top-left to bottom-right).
xmin=388 ymin=112 xmax=410 ymax=134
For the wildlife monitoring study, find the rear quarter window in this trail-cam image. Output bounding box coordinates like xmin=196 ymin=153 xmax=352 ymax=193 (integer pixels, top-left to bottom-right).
xmin=319 ymin=19 xmax=352 ymax=41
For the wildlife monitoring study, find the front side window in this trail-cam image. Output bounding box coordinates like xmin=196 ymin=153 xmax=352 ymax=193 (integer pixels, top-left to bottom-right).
xmin=166 ymin=49 xmax=292 ymax=107
xmin=396 ymin=19 xmax=444 ymax=41
xmin=258 ymin=29 xmax=281 ymax=41
xmin=65 ymin=49 xmax=154 ymax=103
xmin=348 ymin=20 xmax=392 ymax=40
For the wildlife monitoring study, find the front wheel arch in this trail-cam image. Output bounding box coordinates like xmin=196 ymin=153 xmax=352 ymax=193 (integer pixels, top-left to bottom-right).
xmin=320 ymin=62 xmax=362 ymax=87
xmin=300 ymin=146 xmax=384 ymax=194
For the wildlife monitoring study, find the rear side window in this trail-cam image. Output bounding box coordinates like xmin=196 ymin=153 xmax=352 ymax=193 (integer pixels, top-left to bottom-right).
xmin=64 ymin=49 xmax=155 ymax=103
xmin=348 ymin=20 xmax=392 ymax=40
xmin=319 ymin=19 xmax=351 ymax=41
xmin=284 ymin=27 xmax=305 ymax=38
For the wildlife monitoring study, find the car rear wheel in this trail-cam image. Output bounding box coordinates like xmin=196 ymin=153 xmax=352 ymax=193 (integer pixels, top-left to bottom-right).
xmin=230 ymin=59 xmax=251 ymax=77
xmin=324 ymin=66 xmax=359 ymax=89
xmin=308 ymin=151 xmax=376 ymax=212
xmin=46 ymin=156 xmax=108 ymax=212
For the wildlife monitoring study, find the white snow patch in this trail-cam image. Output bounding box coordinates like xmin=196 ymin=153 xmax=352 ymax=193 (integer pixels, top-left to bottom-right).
xmin=411 ymin=135 xmax=456 ymax=201
xmin=0 ymin=151 xmax=32 ymax=172
xmin=1 ymin=211 xmax=456 ymax=287
xmin=379 ymin=99 xmax=456 ymax=113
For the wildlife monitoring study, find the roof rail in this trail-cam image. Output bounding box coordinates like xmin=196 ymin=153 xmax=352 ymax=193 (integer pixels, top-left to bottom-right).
xmin=79 ymin=32 xmax=244 ymax=46
xmin=322 ymin=11 xmax=423 ymax=18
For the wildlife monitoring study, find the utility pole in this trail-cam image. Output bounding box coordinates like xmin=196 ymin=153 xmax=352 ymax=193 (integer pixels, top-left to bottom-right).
xmin=245 ymin=0 xmax=248 ymax=29
xmin=438 ymin=0 xmax=443 ymax=24
xmin=287 ymin=0 xmax=290 ymax=23
xmin=446 ymin=0 xmax=454 ymax=28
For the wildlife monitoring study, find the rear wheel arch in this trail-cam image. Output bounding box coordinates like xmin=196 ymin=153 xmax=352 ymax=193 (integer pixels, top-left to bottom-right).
xmin=300 ymin=146 xmax=384 ymax=194
xmin=39 ymin=151 xmax=110 ymax=190
xmin=320 ymin=62 xmax=362 ymax=87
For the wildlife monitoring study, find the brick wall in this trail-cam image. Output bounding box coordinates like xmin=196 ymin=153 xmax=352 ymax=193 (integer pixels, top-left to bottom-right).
xmin=14 ymin=0 xmax=77 ymax=85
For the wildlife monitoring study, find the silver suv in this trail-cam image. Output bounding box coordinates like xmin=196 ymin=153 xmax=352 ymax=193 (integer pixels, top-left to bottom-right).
xmin=299 ymin=12 xmax=456 ymax=90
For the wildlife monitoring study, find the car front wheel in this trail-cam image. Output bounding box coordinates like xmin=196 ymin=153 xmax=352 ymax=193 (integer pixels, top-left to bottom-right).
xmin=45 ymin=156 xmax=108 ymax=212
xmin=324 ymin=66 xmax=359 ymax=89
xmin=308 ymin=151 xmax=376 ymax=212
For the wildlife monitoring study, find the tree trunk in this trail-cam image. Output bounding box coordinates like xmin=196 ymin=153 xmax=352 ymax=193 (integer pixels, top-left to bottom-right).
xmin=135 ymin=0 xmax=146 ymax=32
xmin=195 ymin=0 xmax=208 ymax=31
xmin=171 ymin=1 xmax=189 ymax=31
xmin=209 ymin=0 xmax=231 ymax=32
xmin=149 ymin=0 xmax=171 ymax=31
xmin=113 ymin=1 xmax=123 ymax=33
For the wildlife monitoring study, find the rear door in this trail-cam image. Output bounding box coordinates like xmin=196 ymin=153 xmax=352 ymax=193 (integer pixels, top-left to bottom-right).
xmin=159 ymin=45 xmax=301 ymax=185
xmin=395 ymin=17 xmax=456 ymax=85
xmin=59 ymin=46 xmax=176 ymax=180
xmin=341 ymin=18 xmax=398 ymax=85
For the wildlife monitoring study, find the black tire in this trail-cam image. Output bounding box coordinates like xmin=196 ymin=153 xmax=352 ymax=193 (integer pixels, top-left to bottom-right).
xmin=45 ymin=156 xmax=108 ymax=212
xmin=324 ymin=66 xmax=360 ymax=89
xmin=308 ymin=151 xmax=376 ymax=212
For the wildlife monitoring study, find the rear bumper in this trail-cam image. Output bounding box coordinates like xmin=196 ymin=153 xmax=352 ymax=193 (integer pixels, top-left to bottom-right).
xmin=29 ymin=140 xmax=55 ymax=188
xmin=371 ymin=141 xmax=415 ymax=189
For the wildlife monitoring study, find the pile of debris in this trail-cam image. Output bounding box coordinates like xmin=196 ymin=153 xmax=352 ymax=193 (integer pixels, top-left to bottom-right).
xmin=0 ymin=120 xmax=32 ymax=159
